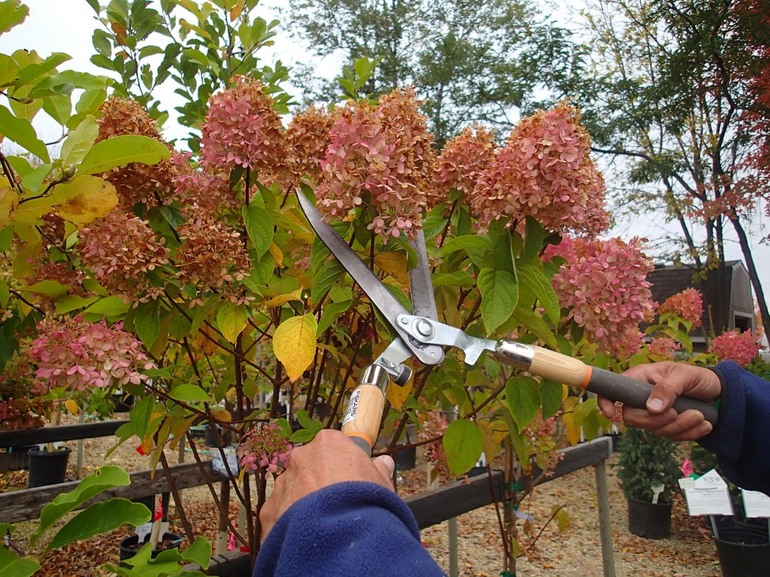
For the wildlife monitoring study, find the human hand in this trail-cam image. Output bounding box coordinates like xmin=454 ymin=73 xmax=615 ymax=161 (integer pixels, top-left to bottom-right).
xmin=259 ymin=429 xmax=396 ymax=540
xmin=597 ymin=361 xmax=721 ymax=441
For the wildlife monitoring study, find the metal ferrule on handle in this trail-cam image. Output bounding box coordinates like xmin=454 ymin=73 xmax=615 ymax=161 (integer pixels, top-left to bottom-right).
xmin=341 ymin=364 xmax=389 ymax=455
xmin=493 ymin=340 xmax=718 ymax=426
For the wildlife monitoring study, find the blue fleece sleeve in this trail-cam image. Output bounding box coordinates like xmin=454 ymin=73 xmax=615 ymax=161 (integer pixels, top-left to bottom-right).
xmin=253 ymin=481 xmax=447 ymax=577
xmin=698 ymin=361 xmax=770 ymax=495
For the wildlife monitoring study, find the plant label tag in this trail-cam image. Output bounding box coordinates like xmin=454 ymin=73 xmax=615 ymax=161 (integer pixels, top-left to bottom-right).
xmin=742 ymin=489 xmax=770 ymax=518
xmin=136 ymin=522 xmax=153 ymax=542
xmin=682 ymin=469 xmax=733 ymax=516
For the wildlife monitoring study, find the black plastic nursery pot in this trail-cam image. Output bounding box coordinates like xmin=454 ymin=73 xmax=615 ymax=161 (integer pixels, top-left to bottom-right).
xmin=712 ymin=516 xmax=770 ymax=577
xmin=119 ymin=532 xmax=183 ymax=561
xmin=627 ymin=497 xmax=672 ymax=539
xmin=27 ymin=446 xmax=71 ymax=488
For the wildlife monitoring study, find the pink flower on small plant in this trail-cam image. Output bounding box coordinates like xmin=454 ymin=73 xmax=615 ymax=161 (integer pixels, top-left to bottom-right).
xmin=237 ymin=422 xmax=293 ymax=473
xmin=648 ymin=337 xmax=681 ymax=359
xmin=708 ymin=329 xmax=762 ymax=366
xmin=658 ymin=288 xmax=703 ymax=329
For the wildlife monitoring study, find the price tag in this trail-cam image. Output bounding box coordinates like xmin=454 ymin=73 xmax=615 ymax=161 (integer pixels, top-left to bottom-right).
xmin=212 ymin=448 xmax=239 ymax=476
xmin=681 ymin=469 xmax=733 ymax=516
xmin=742 ymin=489 xmax=770 ymax=518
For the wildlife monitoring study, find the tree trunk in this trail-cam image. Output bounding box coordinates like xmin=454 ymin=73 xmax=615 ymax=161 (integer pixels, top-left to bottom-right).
xmin=729 ymin=216 xmax=770 ymax=337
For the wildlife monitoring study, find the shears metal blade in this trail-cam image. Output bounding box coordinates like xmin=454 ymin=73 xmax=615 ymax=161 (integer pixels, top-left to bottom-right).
xmin=297 ymin=190 xmax=718 ymax=455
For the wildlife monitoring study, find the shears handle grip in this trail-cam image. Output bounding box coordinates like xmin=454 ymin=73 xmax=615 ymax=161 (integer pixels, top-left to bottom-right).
xmin=340 ymin=365 xmax=389 ymax=455
xmin=494 ymin=341 xmax=718 ymax=426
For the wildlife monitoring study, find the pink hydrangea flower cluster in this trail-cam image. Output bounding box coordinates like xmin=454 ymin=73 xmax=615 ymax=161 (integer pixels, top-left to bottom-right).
xmin=237 ymin=422 xmax=293 ymax=473
xmin=315 ymin=88 xmax=435 ymax=239
xmin=648 ymin=337 xmax=681 ymax=359
xmin=78 ymin=210 xmax=169 ymax=301
xmin=200 ymin=76 xmax=287 ymax=176
xmin=171 ymin=152 xmax=238 ymax=213
xmin=431 ymin=124 xmax=497 ymax=205
xmin=285 ymin=105 xmax=336 ymax=185
xmin=708 ymin=329 xmax=762 ymax=366
xmin=30 ymin=316 xmax=155 ymax=392
xmin=470 ymin=102 xmax=609 ymax=234
xmin=417 ymin=412 xmax=450 ymax=481
xmin=546 ymin=237 xmax=656 ymax=358
xmin=658 ymin=288 xmax=703 ymax=329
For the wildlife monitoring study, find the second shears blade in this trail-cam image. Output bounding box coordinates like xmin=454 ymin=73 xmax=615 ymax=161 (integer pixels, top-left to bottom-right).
xmin=296 ymin=190 xmax=444 ymax=367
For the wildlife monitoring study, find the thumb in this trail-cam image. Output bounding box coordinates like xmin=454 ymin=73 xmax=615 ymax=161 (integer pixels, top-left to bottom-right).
xmin=372 ymin=454 xmax=396 ymax=486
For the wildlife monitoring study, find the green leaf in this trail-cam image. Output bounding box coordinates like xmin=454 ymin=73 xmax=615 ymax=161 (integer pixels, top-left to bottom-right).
xmin=168 ymin=384 xmax=212 ymax=403
xmin=312 ymin=258 xmax=345 ymax=303
xmin=0 ymin=547 xmax=38 ymax=577
xmin=511 ymin=307 xmax=559 ymax=349
xmin=506 ymin=375 xmax=541 ymax=429
xmin=244 ymin=203 xmax=273 ymax=258
xmin=131 ymin=395 xmax=155 ymax=439
xmin=541 ymin=379 xmax=563 ymax=420
xmin=21 ymin=280 xmax=69 ymax=298
xmin=77 ymin=135 xmax=169 ymax=175
xmin=83 ymin=295 xmax=130 ymax=318
xmin=318 ymin=299 xmax=352 ymax=334
xmin=431 ymin=270 xmax=475 ymax=288
xmin=33 ymin=466 xmax=132 ymax=544
xmin=48 ymin=499 xmax=150 ymax=550
xmin=217 ymin=302 xmax=249 ymax=344
xmin=440 ymin=235 xmax=491 ymax=257
xmin=443 ymin=419 xmax=484 ymax=477
xmin=477 ymin=268 xmax=517 ymax=334
xmin=521 ymin=216 xmax=544 ymax=262
xmin=61 ymin=115 xmax=99 ymax=167
xmin=55 ymin=295 xmax=99 ymax=314
xmin=0 ymin=104 xmax=50 ymax=162
xmin=517 ymin=262 xmax=560 ymax=325
xmin=0 ymin=1 xmax=28 ymax=34
xmin=181 ymin=537 xmax=212 ymax=569
xmin=132 ymin=300 xmax=162 ymax=348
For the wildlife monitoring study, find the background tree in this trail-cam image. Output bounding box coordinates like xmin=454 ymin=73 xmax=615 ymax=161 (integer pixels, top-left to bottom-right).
xmin=572 ymin=0 xmax=770 ymax=336
xmin=281 ymin=0 xmax=587 ymax=145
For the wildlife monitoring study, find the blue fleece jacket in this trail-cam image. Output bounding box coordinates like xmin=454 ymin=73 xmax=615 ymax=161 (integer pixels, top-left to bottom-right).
xmin=699 ymin=361 xmax=770 ymax=495
xmin=253 ymin=481 xmax=447 ymax=577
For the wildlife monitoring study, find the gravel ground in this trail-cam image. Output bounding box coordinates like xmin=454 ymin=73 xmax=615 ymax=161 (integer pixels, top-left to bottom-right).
xmin=415 ymin=453 xmax=722 ymax=577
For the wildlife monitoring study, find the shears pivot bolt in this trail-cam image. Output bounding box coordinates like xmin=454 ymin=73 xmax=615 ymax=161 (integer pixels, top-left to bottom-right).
xmin=415 ymin=319 xmax=434 ymax=338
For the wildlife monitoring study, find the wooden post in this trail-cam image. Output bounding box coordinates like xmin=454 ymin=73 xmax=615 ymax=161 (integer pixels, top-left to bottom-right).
xmin=216 ymin=480 xmax=231 ymax=555
xmin=594 ymin=459 xmax=616 ymax=577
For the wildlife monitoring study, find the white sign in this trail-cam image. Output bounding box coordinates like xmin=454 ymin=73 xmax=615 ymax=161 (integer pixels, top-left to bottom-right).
xmin=742 ymin=489 xmax=770 ymax=518
xmin=681 ymin=469 xmax=734 ymax=516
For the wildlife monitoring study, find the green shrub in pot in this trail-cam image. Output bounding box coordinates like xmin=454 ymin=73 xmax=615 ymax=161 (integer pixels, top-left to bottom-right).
xmin=617 ymin=427 xmax=681 ymax=503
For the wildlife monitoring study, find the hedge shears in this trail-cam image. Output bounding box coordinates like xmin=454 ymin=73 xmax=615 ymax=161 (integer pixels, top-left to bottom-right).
xmin=296 ymin=191 xmax=718 ymax=455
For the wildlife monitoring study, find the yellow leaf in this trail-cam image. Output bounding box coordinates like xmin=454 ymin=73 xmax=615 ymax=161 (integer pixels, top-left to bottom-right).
xmin=478 ymin=419 xmax=507 ymax=462
xmin=51 ymin=175 xmax=118 ymax=224
xmin=0 ymin=184 xmax=18 ymax=227
xmin=386 ymin=380 xmax=412 ymax=410
xmin=211 ymin=407 xmax=232 ymax=423
xmin=268 ymin=242 xmax=284 ymax=267
xmin=229 ymin=0 xmax=244 ymax=20
xmin=273 ymin=314 xmax=318 ymax=382
xmin=64 ymin=399 xmax=79 ymax=415
xmin=552 ymin=505 xmax=571 ymax=531
xmin=263 ymin=288 xmax=303 ymax=308
xmin=375 ymin=251 xmax=409 ymax=286
xmin=562 ymin=396 xmax=581 ymax=446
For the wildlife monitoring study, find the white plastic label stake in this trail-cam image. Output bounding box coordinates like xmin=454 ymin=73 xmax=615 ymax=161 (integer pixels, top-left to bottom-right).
xmin=681 ymin=469 xmax=733 ymax=516
xmin=742 ymin=489 xmax=770 ymax=518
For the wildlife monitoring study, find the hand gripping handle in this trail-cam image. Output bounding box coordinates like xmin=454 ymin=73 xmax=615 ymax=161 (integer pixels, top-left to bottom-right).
xmin=340 ymin=365 xmax=389 ymax=455
xmin=493 ymin=341 xmax=718 ymax=426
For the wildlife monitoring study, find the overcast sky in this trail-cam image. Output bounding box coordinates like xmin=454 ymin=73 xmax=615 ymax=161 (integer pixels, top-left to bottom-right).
xmin=3 ymin=0 xmax=769 ymax=304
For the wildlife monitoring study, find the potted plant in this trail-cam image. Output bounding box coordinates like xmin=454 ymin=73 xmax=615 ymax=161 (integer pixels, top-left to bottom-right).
xmin=616 ymin=427 xmax=681 ymax=539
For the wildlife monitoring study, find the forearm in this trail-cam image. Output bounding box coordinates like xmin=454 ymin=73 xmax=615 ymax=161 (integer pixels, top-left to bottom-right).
xmin=699 ymin=361 xmax=770 ymax=495
xmin=254 ymin=481 xmax=446 ymax=577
